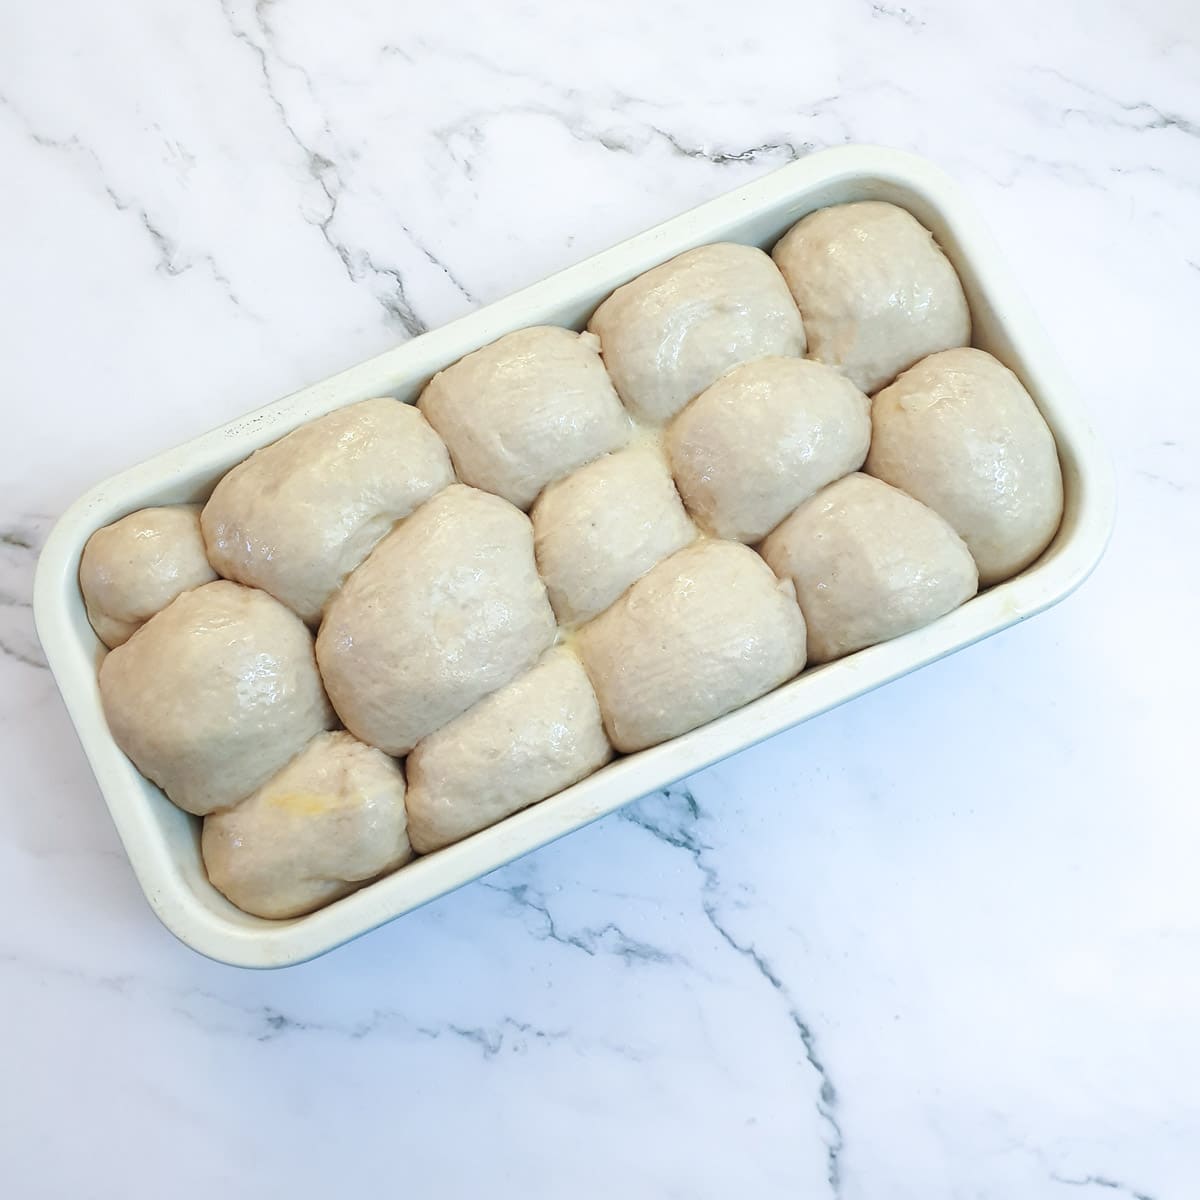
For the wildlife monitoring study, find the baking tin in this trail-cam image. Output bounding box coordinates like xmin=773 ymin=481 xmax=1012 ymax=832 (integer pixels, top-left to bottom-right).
xmin=33 ymin=146 xmax=1115 ymax=967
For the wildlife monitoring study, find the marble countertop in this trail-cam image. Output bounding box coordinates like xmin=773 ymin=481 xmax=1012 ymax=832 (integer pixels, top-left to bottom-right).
xmin=3 ymin=1 xmax=1197 ymax=1196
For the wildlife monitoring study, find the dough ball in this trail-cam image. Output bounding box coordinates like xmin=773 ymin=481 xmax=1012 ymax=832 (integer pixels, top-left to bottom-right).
xmin=578 ymin=539 xmax=807 ymax=753
xmin=316 ymin=485 xmax=556 ymax=756
xmin=772 ymin=201 xmax=970 ymax=394
xmin=79 ymin=505 xmax=217 ymax=648
xmin=201 ymin=731 xmax=412 ymax=919
xmin=202 ymin=398 xmax=454 ymax=625
xmin=761 ymin=473 xmax=978 ymax=664
xmin=99 ymin=581 xmax=335 ymax=815
xmin=531 ymin=442 xmax=696 ymax=626
xmin=667 ymin=357 xmax=871 ymax=543
xmin=865 ymin=348 xmax=1064 ymax=586
xmin=419 ymin=326 xmax=630 ymax=510
xmin=588 ymin=243 xmax=807 ymax=425
xmin=406 ymin=648 xmax=612 ymax=854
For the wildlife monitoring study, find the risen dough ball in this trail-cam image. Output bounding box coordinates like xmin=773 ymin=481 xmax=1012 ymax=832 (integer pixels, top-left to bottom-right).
xmin=316 ymin=485 xmax=556 ymax=756
xmin=578 ymin=540 xmax=807 ymax=753
xmin=202 ymin=731 xmax=412 ymax=919
xmin=419 ymin=326 xmax=630 ymax=509
xmin=201 ymin=398 xmax=454 ymax=624
xmin=667 ymin=357 xmax=871 ymax=543
xmin=866 ymin=348 xmax=1064 ymax=586
xmin=761 ymin=473 xmax=978 ymax=664
xmin=406 ymin=648 xmax=612 ymax=854
xmin=772 ymin=201 xmax=970 ymax=394
xmin=99 ymin=581 xmax=335 ymax=815
xmin=79 ymin=505 xmax=217 ymax=649
xmin=531 ymin=442 xmax=696 ymax=626
xmin=588 ymin=243 xmax=807 ymax=425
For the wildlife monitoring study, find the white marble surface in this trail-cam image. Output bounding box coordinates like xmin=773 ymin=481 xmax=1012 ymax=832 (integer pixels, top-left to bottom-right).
xmin=2 ymin=1 xmax=1198 ymax=1196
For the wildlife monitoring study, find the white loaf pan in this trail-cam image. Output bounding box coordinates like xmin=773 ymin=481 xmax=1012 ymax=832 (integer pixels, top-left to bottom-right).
xmin=33 ymin=147 xmax=1115 ymax=968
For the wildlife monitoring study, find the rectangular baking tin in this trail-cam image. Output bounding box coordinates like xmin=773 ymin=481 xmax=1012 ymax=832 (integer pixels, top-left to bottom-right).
xmin=34 ymin=147 xmax=1115 ymax=968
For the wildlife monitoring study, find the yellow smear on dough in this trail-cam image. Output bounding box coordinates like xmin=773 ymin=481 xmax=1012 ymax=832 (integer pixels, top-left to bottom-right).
xmin=268 ymin=790 xmax=332 ymax=816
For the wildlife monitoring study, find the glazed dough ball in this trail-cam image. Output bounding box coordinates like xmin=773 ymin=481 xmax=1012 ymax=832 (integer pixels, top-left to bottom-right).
xmin=866 ymin=348 xmax=1064 ymax=586
xmin=202 ymin=398 xmax=454 ymax=625
xmin=531 ymin=442 xmax=696 ymax=626
xmin=667 ymin=357 xmax=871 ymax=543
xmin=761 ymin=473 xmax=978 ymax=664
xmin=316 ymin=485 xmax=556 ymax=756
xmin=588 ymin=243 xmax=807 ymax=425
xmin=99 ymin=581 xmax=335 ymax=815
xmin=406 ymin=648 xmax=612 ymax=854
xmin=419 ymin=326 xmax=630 ymax=510
xmin=772 ymin=201 xmax=970 ymax=394
xmin=79 ymin=505 xmax=217 ymax=649
xmin=202 ymin=731 xmax=412 ymax=919
xmin=578 ymin=540 xmax=807 ymax=753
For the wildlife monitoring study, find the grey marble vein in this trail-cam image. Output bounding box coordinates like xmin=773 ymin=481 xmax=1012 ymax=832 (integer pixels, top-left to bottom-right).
xmin=0 ymin=92 xmax=241 ymax=306
xmin=1052 ymin=1171 xmax=1156 ymax=1200
xmin=868 ymin=2 xmax=926 ymax=30
xmin=400 ymin=219 xmax=479 ymax=306
xmin=102 ymin=184 xmax=242 ymax=303
xmin=439 ymin=102 xmax=821 ymax=173
xmin=232 ymin=2 xmax=478 ymax=321
xmin=0 ymin=517 xmax=49 ymax=669
xmin=415 ymin=1019 xmax=570 ymax=1059
xmin=1136 ymin=469 xmax=1185 ymax=492
xmin=252 ymin=1005 xmax=563 ymax=1052
xmin=219 ymin=0 xmax=427 ymax=336
xmin=482 ymin=879 xmax=680 ymax=966
xmin=0 ymin=636 xmax=46 ymax=671
xmin=639 ymin=125 xmax=808 ymax=166
xmin=1037 ymin=66 xmax=1200 ymax=141
xmin=399 ymin=33 xmax=850 ymax=162
xmin=622 ymin=786 xmax=845 ymax=1196
xmin=1 ymin=949 xmax=571 ymax=1057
